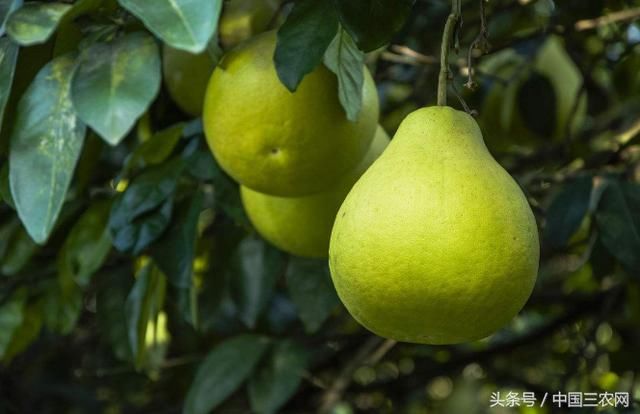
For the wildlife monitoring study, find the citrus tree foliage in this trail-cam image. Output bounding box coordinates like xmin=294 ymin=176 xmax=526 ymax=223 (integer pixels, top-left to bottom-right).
xmin=0 ymin=0 xmax=639 ymax=413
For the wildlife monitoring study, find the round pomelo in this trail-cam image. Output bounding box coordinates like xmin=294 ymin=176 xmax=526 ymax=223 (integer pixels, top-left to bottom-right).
xmin=203 ymin=31 xmax=379 ymax=196
xmin=241 ymin=126 xmax=389 ymax=258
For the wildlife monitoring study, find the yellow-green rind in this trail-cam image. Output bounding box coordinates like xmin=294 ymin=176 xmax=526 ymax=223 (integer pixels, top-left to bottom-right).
xmin=203 ymin=31 xmax=379 ymax=197
xmin=242 ymin=127 xmax=390 ymax=258
xmin=329 ymin=106 xmax=540 ymax=344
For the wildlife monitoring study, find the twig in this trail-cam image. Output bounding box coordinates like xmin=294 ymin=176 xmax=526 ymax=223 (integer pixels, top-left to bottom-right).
xmin=318 ymin=336 xmax=383 ymax=414
xmin=390 ymin=45 xmax=438 ymax=64
xmin=437 ymin=0 xmax=462 ymax=106
xmin=575 ymin=7 xmax=640 ymax=31
xmin=465 ymin=0 xmax=490 ymax=90
xmin=366 ymin=339 xmax=397 ymax=365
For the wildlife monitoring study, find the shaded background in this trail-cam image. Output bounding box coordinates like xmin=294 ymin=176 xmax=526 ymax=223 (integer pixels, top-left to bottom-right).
xmin=1 ymin=0 xmax=640 ymax=413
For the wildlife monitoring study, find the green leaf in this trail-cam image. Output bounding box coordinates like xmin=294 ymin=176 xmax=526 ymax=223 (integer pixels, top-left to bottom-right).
xmin=125 ymin=262 xmax=166 ymax=368
xmin=108 ymin=159 xmax=184 ymax=255
xmin=230 ymin=236 xmax=287 ymax=328
xmin=42 ymin=280 xmax=83 ymax=334
xmin=97 ymin=268 xmax=133 ymax=362
xmin=517 ymin=72 xmax=557 ymax=138
xmin=0 ymin=0 xmax=23 ymax=35
xmin=151 ymin=191 xmax=203 ymax=288
xmin=323 ymin=28 xmax=365 ymax=122
xmin=0 ymin=37 xmax=18 ymax=135
xmin=0 ymin=292 xmax=25 ymax=359
xmin=248 ymin=340 xmax=309 ymax=414
xmin=285 ymin=257 xmax=340 ymax=333
xmin=71 ymin=32 xmax=161 ymax=145
xmin=334 ymin=0 xmax=414 ymax=52
xmin=118 ymin=0 xmax=222 ymax=53
xmin=184 ymin=335 xmax=270 ymax=414
xmin=3 ymin=302 xmax=42 ymax=362
xmin=595 ymin=180 xmax=640 ymax=273
xmin=543 ymin=175 xmax=593 ymax=249
xmin=6 ymin=1 xmax=71 ymax=46
xmin=274 ymin=0 xmax=338 ymax=92
xmin=125 ymin=123 xmax=185 ymax=175
xmin=58 ymin=200 xmax=112 ymax=287
xmin=0 ymin=163 xmax=14 ymax=209
xmin=0 ymin=219 xmax=38 ymax=276
xmin=9 ymin=54 xmax=86 ymax=244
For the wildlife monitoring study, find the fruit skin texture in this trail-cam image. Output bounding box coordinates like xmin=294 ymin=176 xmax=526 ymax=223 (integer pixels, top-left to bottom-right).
xmin=329 ymin=106 xmax=540 ymax=344
xmin=163 ymin=45 xmax=215 ymax=116
xmin=241 ymin=127 xmax=390 ymax=258
xmin=203 ymin=31 xmax=379 ymax=197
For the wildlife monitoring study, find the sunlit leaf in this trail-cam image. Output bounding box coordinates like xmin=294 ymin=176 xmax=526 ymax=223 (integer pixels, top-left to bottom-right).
xmin=0 ymin=37 xmax=18 ymax=135
xmin=323 ymin=28 xmax=365 ymax=122
xmin=118 ymin=0 xmax=222 ymax=53
xmin=125 ymin=262 xmax=166 ymax=368
xmin=6 ymin=1 xmax=71 ymax=46
xmin=0 ymin=0 xmax=23 ymax=35
xmin=9 ymin=54 xmax=85 ymax=244
xmin=71 ymin=32 xmax=161 ymax=145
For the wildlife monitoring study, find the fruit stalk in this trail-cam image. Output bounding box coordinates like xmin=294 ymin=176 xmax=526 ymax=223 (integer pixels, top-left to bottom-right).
xmin=437 ymin=0 xmax=461 ymax=106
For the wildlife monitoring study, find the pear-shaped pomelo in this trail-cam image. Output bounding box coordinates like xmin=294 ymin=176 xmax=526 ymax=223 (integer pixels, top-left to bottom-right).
xmin=203 ymin=31 xmax=379 ymax=197
xmin=329 ymin=106 xmax=540 ymax=344
xmin=242 ymin=126 xmax=390 ymax=258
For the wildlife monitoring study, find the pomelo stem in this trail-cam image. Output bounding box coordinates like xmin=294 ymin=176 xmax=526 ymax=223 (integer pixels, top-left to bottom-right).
xmin=437 ymin=0 xmax=461 ymax=106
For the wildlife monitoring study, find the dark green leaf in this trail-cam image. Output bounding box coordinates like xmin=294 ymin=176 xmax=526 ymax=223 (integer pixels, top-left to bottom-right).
xmin=323 ymin=28 xmax=365 ymax=122
xmin=334 ymin=0 xmax=414 ymax=52
xmin=543 ymin=175 xmax=593 ymax=249
xmin=118 ymin=0 xmax=222 ymax=53
xmin=0 ymin=163 xmax=14 ymax=209
xmin=125 ymin=123 xmax=184 ymax=174
xmin=6 ymin=2 xmax=71 ymax=46
xmin=151 ymin=191 xmax=203 ymax=288
xmin=58 ymin=200 xmax=112 ymax=287
xmin=595 ymin=180 xmax=640 ymax=273
xmin=286 ymin=257 xmax=340 ymax=333
xmin=42 ymin=281 xmax=83 ymax=334
xmin=248 ymin=340 xmax=309 ymax=414
xmin=3 ymin=302 xmax=42 ymax=362
xmin=184 ymin=335 xmax=270 ymax=414
xmin=0 ymin=292 xmax=25 ymax=359
xmin=108 ymin=159 xmax=184 ymax=255
xmin=0 ymin=219 xmax=38 ymax=275
xmin=230 ymin=236 xmax=287 ymax=328
xmin=517 ymin=72 xmax=557 ymax=138
xmin=0 ymin=37 xmax=18 ymax=134
xmin=97 ymin=268 xmax=133 ymax=362
xmin=125 ymin=262 xmax=166 ymax=368
xmin=274 ymin=0 xmax=338 ymax=92
xmin=9 ymin=54 xmax=86 ymax=244
xmin=71 ymin=32 xmax=161 ymax=145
